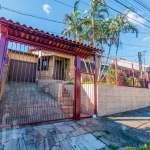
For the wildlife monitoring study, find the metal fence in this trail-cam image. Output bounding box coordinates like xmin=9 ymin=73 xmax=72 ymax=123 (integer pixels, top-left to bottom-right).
xmin=0 ymin=41 xmax=76 ymax=127
xmin=97 ymin=55 xmax=149 ymax=88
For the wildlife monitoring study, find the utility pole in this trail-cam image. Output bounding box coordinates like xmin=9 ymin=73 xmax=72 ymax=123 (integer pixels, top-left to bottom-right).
xmin=138 ymin=52 xmax=142 ymax=78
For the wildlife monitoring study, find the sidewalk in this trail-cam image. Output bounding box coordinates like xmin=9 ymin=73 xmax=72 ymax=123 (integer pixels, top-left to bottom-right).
xmin=0 ymin=107 xmax=150 ymax=150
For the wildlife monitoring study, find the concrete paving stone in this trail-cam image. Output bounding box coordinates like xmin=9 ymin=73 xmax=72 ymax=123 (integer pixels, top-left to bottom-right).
xmin=69 ymin=124 xmax=80 ymax=130
xmin=82 ymin=118 xmax=92 ymax=123
xmin=117 ymin=148 xmax=128 ymax=150
xmin=65 ymin=132 xmax=74 ymax=139
xmin=56 ymin=125 xmax=74 ymax=133
xmin=19 ymin=126 xmax=34 ymax=134
xmin=110 ymin=141 xmax=123 ymax=148
xmin=105 ymin=146 xmax=113 ymax=150
xmin=26 ymin=144 xmax=36 ymax=150
xmin=84 ymin=126 xmax=94 ymax=133
xmin=92 ymin=131 xmax=106 ymax=137
xmin=0 ymin=133 xmax=22 ymax=143
xmin=86 ymin=123 xmax=97 ymax=127
xmin=60 ymin=140 xmax=74 ymax=150
xmin=53 ymin=133 xmax=67 ymax=142
xmin=4 ymin=139 xmax=20 ymax=150
xmin=28 ymin=130 xmax=43 ymax=144
xmin=51 ymin=145 xmax=63 ymax=150
xmin=100 ymin=137 xmax=111 ymax=145
xmin=23 ymin=134 xmax=34 ymax=145
xmin=71 ymin=127 xmax=87 ymax=136
xmin=49 ymin=128 xmax=62 ymax=134
xmin=35 ymin=123 xmax=55 ymax=130
xmin=68 ymin=133 xmax=106 ymax=150
xmin=19 ymin=138 xmax=26 ymax=150
xmin=37 ymin=142 xmax=44 ymax=150
xmin=77 ymin=120 xmax=87 ymax=126
xmin=45 ymin=133 xmax=55 ymax=150
xmin=34 ymin=127 xmax=48 ymax=137
xmin=91 ymin=119 xmax=99 ymax=125
xmin=53 ymin=122 xmax=67 ymax=127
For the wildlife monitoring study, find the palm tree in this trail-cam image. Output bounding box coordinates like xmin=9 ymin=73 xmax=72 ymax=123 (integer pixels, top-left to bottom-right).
xmin=113 ymin=8 xmax=138 ymax=57
xmin=62 ymin=0 xmax=82 ymax=42
xmin=81 ymin=0 xmax=108 ymax=47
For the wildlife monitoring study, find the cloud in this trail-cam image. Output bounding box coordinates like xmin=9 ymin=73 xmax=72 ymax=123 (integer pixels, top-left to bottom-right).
xmin=143 ymin=37 xmax=150 ymax=41
xmin=127 ymin=12 xmax=146 ymax=26
xmin=43 ymin=4 xmax=51 ymax=15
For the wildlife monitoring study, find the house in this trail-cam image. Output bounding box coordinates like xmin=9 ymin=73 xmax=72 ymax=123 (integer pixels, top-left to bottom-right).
xmin=116 ymin=58 xmax=150 ymax=79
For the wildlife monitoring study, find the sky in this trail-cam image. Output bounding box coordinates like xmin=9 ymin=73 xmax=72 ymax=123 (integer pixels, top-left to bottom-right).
xmin=1 ymin=0 xmax=150 ymax=65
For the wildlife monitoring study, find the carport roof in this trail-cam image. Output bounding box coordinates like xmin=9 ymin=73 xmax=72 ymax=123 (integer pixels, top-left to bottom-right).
xmin=0 ymin=17 xmax=103 ymax=58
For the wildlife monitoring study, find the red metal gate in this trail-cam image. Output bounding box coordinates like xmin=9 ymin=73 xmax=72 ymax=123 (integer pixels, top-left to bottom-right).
xmin=0 ymin=17 xmax=102 ymax=127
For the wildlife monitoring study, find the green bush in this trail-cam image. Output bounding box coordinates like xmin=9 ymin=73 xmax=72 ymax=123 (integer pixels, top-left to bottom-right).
xmin=126 ymin=77 xmax=133 ymax=87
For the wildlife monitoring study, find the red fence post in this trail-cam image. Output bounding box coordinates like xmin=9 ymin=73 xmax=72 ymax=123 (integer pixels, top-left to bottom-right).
xmin=115 ymin=58 xmax=118 ymax=86
xmin=74 ymin=55 xmax=81 ymax=120
xmin=0 ymin=25 xmax=8 ymax=92
xmin=132 ymin=63 xmax=135 ymax=87
xmin=94 ymin=53 xmax=97 ymax=115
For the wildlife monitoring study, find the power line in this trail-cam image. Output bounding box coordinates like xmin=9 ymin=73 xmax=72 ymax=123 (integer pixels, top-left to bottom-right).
xmin=80 ymin=0 xmax=150 ymax=30
xmin=0 ymin=5 xmax=65 ymax=24
xmin=114 ymin=0 xmax=150 ymax=23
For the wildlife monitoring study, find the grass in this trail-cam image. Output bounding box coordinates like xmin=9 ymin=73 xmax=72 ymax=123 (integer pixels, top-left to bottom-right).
xmin=123 ymin=143 xmax=150 ymax=150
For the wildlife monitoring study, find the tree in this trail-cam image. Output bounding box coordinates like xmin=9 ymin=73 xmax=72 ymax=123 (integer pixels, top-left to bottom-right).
xmin=81 ymin=0 xmax=108 ymax=47
xmin=112 ymin=8 xmax=138 ymax=57
xmin=62 ymin=0 xmax=82 ymax=42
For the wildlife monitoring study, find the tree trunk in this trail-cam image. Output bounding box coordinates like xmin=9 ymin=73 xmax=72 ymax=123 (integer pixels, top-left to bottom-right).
xmin=100 ymin=43 xmax=112 ymax=81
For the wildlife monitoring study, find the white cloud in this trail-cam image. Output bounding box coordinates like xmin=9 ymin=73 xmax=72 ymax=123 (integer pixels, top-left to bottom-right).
xmin=127 ymin=12 xmax=146 ymax=26
xmin=43 ymin=4 xmax=51 ymax=15
xmin=143 ymin=37 xmax=150 ymax=41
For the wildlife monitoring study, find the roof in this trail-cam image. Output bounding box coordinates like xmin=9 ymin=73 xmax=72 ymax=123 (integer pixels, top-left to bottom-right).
xmin=8 ymin=49 xmax=38 ymax=57
xmin=0 ymin=17 xmax=103 ymax=58
xmin=117 ymin=58 xmax=150 ymax=71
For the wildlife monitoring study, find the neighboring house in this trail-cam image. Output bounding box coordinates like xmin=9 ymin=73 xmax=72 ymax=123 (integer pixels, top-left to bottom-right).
xmin=116 ymin=58 xmax=150 ymax=79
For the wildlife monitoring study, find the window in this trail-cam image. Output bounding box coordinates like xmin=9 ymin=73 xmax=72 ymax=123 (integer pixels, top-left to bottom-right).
xmin=38 ymin=58 xmax=49 ymax=71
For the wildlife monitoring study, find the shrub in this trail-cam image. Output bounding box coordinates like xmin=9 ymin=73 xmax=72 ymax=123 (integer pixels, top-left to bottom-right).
xmin=126 ymin=77 xmax=133 ymax=87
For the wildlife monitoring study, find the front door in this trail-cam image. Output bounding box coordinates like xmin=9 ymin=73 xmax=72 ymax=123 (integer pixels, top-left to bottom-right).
xmin=54 ymin=60 xmax=64 ymax=80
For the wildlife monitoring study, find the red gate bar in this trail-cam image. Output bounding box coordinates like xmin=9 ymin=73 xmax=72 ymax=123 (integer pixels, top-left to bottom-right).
xmin=74 ymin=55 xmax=81 ymax=120
xmin=0 ymin=25 xmax=8 ymax=91
xmin=94 ymin=53 xmax=97 ymax=115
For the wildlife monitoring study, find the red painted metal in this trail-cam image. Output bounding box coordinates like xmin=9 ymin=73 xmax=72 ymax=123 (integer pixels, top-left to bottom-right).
xmin=94 ymin=53 xmax=97 ymax=115
xmin=115 ymin=58 xmax=118 ymax=86
xmin=74 ymin=55 xmax=81 ymax=120
xmin=0 ymin=25 xmax=8 ymax=91
xmin=0 ymin=17 xmax=103 ymax=58
xmin=132 ymin=63 xmax=135 ymax=87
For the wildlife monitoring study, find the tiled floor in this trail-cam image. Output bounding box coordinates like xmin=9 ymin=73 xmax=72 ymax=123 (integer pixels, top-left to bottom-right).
xmin=0 ymin=107 xmax=150 ymax=150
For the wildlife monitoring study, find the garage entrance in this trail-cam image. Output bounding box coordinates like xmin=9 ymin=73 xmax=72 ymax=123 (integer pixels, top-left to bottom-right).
xmin=8 ymin=59 xmax=37 ymax=83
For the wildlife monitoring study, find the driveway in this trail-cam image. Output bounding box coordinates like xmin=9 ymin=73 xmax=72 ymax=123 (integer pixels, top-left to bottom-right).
xmin=0 ymin=82 xmax=70 ymax=126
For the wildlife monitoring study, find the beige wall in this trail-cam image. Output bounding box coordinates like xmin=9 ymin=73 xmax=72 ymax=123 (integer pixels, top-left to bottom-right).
xmin=0 ymin=65 xmax=9 ymax=100
xmin=8 ymin=51 xmax=38 ymax=63
xmin=97 ymin=85 xmax=150 ymax=116
xmin=36 ymin=56 xmax=54 ymax=80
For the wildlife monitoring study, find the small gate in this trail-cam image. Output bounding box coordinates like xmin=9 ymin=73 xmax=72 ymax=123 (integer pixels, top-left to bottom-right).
xmin=0 ymin=17 xmax=102 ymax=127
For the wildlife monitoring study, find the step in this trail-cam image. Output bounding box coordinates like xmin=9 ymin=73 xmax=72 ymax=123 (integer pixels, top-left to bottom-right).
xmin=62 ymin=93 xmax=70 ymax=97
xmin=60 ymin=100 xmax=73 ymax=106
xmin=61 ymin=106 xmax=73 ymax=114
xmin=59 ymin=97 xmax=72 ymax=101
xmin=42 ymin=85 xmax=49 ymax=93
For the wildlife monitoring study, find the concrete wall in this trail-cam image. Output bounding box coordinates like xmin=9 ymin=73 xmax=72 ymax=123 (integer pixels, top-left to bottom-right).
xmin=97 ymin=85 xmax=150 ymax=116
xmin=0 ymin=65 xmax=8 ymax=100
